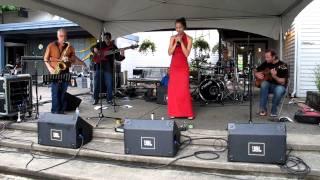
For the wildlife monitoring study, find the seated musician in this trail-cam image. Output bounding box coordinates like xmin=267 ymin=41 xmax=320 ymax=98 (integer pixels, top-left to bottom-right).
xmin=216 ymin=48 xmax=235 ymax=79
xmin=91 ymin=32 xmax=125 ymax=105
xmin=254 ymin=49 xmax=288 ymax=117
xmin=44 ymin=28 xmax=77 ymax=114
xmin=160 ymin=68 xmax=169 ymax=88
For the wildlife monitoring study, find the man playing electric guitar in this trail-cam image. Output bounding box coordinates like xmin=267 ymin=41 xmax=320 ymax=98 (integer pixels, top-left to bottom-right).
xmin=91 ymin=32 xmax=125 ymax=105
xmin=254 ymin=49 xmax=288 ymax=117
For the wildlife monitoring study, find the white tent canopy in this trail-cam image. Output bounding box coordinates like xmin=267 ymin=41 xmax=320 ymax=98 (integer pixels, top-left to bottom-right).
xmin=0 ymin=0 xmax=313 ymax=40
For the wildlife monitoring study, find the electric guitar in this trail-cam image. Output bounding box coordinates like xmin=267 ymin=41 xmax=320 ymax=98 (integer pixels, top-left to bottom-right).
xmin=92 ymin=44 xmax=138 ymax=63
xmin=255 ymin=64 xmax=288 ymax=88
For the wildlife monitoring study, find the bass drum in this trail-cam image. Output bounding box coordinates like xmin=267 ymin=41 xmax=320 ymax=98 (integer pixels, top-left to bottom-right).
xmin=199 ymin=79 xmax=225 ymax=101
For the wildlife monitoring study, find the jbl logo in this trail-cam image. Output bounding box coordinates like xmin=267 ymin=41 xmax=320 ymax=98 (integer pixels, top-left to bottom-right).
xmin=248 ymin=142 xmax=265 ymax=156
xmin=50 ymin=129 xmax=62 ymax=141
xmin=141 ymin=137 xmax=156 ymax=150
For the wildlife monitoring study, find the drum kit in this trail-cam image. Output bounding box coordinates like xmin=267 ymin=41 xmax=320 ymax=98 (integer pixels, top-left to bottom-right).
xmin=193 ymin=63 xmax=250 ymax=104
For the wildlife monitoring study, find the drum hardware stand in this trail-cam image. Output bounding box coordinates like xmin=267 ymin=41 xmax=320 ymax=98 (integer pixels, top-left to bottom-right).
xmin=87 ymin=30 xmax=119 ymax=127
xmin=223 ymin=78 xmax=243 ymax=103
xmin=232 ymin=63 xmax=244 ymax=103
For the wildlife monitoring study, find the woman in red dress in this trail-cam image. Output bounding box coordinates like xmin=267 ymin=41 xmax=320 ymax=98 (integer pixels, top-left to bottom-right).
xmin=167 ymin=17 xmax=194 ymax=120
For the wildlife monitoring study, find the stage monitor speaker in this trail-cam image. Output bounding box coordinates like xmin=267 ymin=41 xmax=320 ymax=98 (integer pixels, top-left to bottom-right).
xmin=65 ymin=93 xmax=82 ymax=111
xmin=124 ymin=119 xmax=180 ymax=157
xmin=38 ymin=112 xmax=93 ymax=149
xmin=228 ymin=123 xmax=287 ymax=164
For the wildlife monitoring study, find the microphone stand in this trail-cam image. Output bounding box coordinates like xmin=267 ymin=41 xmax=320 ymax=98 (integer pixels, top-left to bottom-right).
xmin=34 ymin=61 xmax=40 ymax=119
xmin=111 ymin=44 xmax=124 ymax=113
xmin=95 ymin=48 xmax=124 ymax=127
xmin=87 ymin=30 xmax=120 ymax=128
xmin=246 ymin=34 xmax=254 ymax=124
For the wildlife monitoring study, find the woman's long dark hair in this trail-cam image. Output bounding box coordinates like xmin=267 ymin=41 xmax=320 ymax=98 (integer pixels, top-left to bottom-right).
xmin=175 ymin=17 xmax=187 ymax=29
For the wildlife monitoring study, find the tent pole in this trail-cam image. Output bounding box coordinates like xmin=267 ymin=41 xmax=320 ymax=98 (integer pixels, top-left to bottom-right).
xmin=218 ymin=29 xmax=222 ymax=62
xmin=280 ymin=17 xmax=284 ymax=60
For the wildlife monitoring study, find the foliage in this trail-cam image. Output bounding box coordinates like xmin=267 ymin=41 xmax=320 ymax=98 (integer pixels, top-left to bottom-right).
xmin=212 ymin=43 xmax=226 ymax=53
xmin=192 ymin=38 xmax=210 ymax=52
xmin=139 ymin=39 xmax=156 ymax=55
xmin=0 ymin=5 xmax=19 ymax=13
xmin=315 ymin=65 xmax=320 ymax=92
xmin=190 ymin=38 xmax=210 ymax=73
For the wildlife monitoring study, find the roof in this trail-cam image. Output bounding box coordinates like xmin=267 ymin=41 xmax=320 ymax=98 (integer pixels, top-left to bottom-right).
xmin=0 ymin=20 xmax=78 ymax=33
xmin=0 ymin=0 xmax=313 ymax=39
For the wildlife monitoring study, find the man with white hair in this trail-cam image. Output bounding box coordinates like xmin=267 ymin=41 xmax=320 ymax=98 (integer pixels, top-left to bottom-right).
xmin=44 ymin=28 xmax=76 ymax=114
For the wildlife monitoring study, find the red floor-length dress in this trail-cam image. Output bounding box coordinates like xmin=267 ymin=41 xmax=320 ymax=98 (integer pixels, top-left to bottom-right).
xmin=168 ymin=33 xmax=194 ymax=118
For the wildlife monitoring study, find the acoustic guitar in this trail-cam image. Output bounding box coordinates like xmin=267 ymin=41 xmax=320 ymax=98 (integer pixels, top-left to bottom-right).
xmin=255 ymin=64 xmax=288 ymax=88
xmin=92 ymin=44 xmax=138 ymax=63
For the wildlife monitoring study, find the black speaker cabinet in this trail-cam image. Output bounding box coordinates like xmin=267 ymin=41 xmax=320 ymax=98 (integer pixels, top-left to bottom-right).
xmin=124 ymin=119 xmax=180 ymax=157
xmin=64 ymin=93 xmax=82 ymax=111
xmin=38 ymin=113 xmax=93 ymax=149
xmin=228 ymin=123 xmax=287 ymax=164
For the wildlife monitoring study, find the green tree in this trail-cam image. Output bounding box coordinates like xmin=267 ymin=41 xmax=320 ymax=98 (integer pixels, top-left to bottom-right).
xmin=212 ymin=43 xmax=226 ymax=54
xmin=315 ymin=65 xmax=320 ymax=91
xmin=193 ymin=37 xmax=210 ymax=53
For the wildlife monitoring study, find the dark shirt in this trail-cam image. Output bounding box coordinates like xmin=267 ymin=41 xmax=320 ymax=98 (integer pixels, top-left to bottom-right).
xmin=91 ymin=41 xmax=124 ymax=72
xmin=256 ymin=60 xmax=288 ymax=85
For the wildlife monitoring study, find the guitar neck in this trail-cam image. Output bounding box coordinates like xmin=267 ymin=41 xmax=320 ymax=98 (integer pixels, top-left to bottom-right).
xmin=102 ymin=46 xmax=131 ymax=57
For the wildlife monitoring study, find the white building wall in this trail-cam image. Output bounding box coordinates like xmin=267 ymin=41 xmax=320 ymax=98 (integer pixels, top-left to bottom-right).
xmin=295 ymin=0 xmax=320 ymax=97
xmin=284 ymin=24 xmax=296 ymax=94
xmin=117 ymin=30 xmax=219 ymax=78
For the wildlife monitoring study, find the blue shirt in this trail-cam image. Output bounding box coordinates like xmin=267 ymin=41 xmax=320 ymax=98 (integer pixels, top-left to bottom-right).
xmin=160 ymin=75 xmax=169 ymax=87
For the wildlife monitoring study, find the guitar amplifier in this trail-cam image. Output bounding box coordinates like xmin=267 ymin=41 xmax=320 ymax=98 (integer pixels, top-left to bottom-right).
xmin=228 ymin=123 xmax=287 ymax=164
xmin=124 ymin=119 xmax=180 ymax=157
xmin=294 ymin=108 xmax=320 ymax=124
xmin=0 ymin=74 xmax=33 ymax=117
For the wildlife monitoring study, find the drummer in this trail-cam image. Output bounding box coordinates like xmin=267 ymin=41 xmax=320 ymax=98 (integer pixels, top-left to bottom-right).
xmin=216 ymin=48 xmax=235 ymax=79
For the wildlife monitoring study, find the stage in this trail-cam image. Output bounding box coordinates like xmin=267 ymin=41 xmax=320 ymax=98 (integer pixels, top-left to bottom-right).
xmin=0 ymin=86 xmax=320 ymax=179
xmin=32 ymin=86 xmax=320 ymax=135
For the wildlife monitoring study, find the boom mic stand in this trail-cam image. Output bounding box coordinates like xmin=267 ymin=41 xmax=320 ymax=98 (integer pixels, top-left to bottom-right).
xmin=87 ymin=31 xmax=120 ymax=127
xmin=96 ymin=45 xmax=126 ymax=114
xmin=34 ymin=61 xmax=40 ymax=119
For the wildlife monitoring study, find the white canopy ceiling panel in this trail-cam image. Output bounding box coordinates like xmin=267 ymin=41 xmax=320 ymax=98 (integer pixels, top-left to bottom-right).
xmin=104 ymin=17 xmax=281 ymax=39
xmin=0 ymin=0 xmax=313 ymax=39
xmin=281 ymin=0 xmax=314 ymax=33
